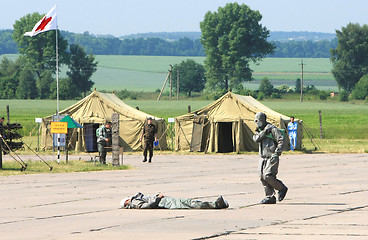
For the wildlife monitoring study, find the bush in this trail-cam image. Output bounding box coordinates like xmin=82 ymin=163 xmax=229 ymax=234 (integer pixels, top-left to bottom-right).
xmin=115 ymin=89 xmax=142 ymax=100
xmin=235 ymin=87 xmax=251 ymax=96
xmin=250 ymin=91 xmax=258 ymax=99
xmin=277 ymin=84 xmax=293 ymax=94
xmin=295 ymin=78 xmax=301 ymax=93
xmin=339 ymin=90 xmax=349 ymax=102
xmin=258 ymin=92 xmax=265 ymax=100
xmin=259 ymin=77 xmax=274 ymax=97
xmin=319 ymin=91 xmax=330 ymax=100
xmin=351 ymin=74 xmax=368 ymax=100
xmin=271 ymin=93 xmax=282 ymax=99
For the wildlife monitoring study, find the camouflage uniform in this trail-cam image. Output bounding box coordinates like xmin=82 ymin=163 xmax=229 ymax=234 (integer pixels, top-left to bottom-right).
xmin=142 ymin=123 xmax=157 ymax=162
xmin=96 ymin=124 xmax=111 ymax=164
xmin=122 ymin=192 xmax=228 ymax=209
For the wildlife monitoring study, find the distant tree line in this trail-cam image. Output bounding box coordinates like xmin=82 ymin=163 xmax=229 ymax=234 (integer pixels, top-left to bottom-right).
xmin=57 ymin=31 xmax=205 ymax=56
xmin=0 ymin=29 xmax=337 ymax=58
xmin=270 ymin=39 xmax=338 ymax=58
xmin=0 ymin=30 xmax=18 ymax=54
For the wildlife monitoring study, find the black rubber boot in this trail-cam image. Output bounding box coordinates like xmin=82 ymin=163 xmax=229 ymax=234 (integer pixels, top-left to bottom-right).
xmin=215 ymin=196 xmax=229 ymax=209
xmin=278 ymin=186 xmax=288 ymax=202
xmin=261 ymin=196 xmax=276 ymax=204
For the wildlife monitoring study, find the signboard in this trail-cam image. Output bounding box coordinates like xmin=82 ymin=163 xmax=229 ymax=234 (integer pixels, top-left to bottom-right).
xmin=50 ymin=122 xmax=68 ymax=134
xmin=35 ymin=118 xmax=42 ymax=123
xmin=168 ymin=118 xmax=175 ymax=123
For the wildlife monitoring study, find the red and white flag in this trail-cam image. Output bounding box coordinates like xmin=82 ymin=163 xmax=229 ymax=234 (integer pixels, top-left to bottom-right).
xmin=24 ymin=5 xmax=57 ymax=37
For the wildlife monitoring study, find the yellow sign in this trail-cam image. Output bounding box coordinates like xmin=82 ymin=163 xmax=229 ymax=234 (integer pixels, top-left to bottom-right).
xmin=51 ymin=122 xmax=68 ymax=134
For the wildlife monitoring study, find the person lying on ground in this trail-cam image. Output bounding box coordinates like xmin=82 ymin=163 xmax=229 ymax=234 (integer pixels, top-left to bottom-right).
xmin=120 ymin=192 xmax=229 ymax=209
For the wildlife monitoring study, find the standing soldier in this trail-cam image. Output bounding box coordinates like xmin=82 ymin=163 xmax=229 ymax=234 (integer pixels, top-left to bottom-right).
xmin=287 ymin=116 xmax=298 ymax=151
xmin=140 ymin=117 xmax=158 ymax=163
xmin=253 ymin=112 xmax=288 ymax=204
xmin=96 ymin=121 xmax=111 ymax=164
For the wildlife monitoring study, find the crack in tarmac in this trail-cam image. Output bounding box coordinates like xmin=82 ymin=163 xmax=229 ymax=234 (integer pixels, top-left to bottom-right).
xmin=339 ymin=189 xmax=368 ymax=195
xmin=235 ymin=232 xmax=368 ymax=236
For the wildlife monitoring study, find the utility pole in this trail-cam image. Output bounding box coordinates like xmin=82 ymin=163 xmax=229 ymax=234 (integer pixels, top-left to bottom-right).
xmin=157 ymin=64 xmax=173 ymax=101
xmin=177 ymin=69 xmax=179 ymax=100
xmin=169 ymin=64 xmax=172 ymax=100
xmin=300 ymin=59 xmax=306 ymax=102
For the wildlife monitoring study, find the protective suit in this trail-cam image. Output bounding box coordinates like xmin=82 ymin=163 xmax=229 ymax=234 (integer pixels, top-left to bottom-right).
xmin=253 ymin=112 xmax=288 ymax=204
xmin=121 ymin=192 xmax=229 ymax=209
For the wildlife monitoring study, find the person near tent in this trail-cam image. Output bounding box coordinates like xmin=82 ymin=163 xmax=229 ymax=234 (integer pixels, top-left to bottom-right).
xmin=287 ymin=116 xmax=298 ymax=151
xmin=253 ymin=112 xmax=288 ymax=204
xmin=140 ymin=117 xmax=158 ymax=163
xmin=120 ymin=192 xmax=229 ymax=209
xmin=96 ymin=121 xmax=111 ymax=164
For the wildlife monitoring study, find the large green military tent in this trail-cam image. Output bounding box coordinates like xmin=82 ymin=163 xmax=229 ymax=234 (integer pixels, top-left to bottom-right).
xmin=175 ymin=92 xmax=302 ymax=152
xmin=41 ymin=90 xmax=167 ymax=151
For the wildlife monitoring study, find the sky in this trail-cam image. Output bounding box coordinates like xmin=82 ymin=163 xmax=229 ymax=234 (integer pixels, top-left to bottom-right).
xmin=2 ymin=0 xmax=368 ymax=37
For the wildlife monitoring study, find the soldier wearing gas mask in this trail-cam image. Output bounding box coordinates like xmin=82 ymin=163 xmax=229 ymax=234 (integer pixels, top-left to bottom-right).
xmin=253 ymin=112 xmax=288 ymax=204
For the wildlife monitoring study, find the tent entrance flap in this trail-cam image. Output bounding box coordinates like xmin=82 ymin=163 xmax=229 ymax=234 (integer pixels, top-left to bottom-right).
xmin=190 ymin=116 xmax=206 ymax=152
xmin=84 ymin=123 xmax=99 ymax=152
xmin=218 ymin=122 xmax=234 ymax=153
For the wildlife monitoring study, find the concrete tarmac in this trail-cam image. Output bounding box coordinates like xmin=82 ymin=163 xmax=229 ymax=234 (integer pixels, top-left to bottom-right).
xmin=0 ymin=153 xmax=367 ymax=240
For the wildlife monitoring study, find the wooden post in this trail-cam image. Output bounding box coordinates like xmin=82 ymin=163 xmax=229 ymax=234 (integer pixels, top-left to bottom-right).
xmin=6 ymin=105 xmax=10 ymax=123
xmin=319 ymin=110 xmax=323 ymax=139
xmin=111 ymin=113 xmax=120 ymax=166
xmin=188 ymin=105 xmax=191 ymax=113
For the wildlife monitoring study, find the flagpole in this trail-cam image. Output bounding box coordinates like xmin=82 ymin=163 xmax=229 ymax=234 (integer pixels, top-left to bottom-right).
xmin=56 ymin=9 xmax=59 ymax=117
xmin=55 ymin=5 xmax=60 ymax=164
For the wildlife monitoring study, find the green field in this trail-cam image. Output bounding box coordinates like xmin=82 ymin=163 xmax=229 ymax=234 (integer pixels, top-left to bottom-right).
xmin=1 ymin=55 xmax=337 ymax=91
xmin=94 ymin=56 xmax=337 ymax=91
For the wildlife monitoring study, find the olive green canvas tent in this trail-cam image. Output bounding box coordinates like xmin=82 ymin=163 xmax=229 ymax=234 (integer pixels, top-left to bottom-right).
xmin=41 ymin=90 xmax=167 ymax=151
xmin=174 ymin=92 xmax=302 ymax=152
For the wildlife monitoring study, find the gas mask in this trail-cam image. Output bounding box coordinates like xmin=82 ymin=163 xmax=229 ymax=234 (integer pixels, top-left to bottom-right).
xmin=254 ymin=112 xmax=267 ymax=130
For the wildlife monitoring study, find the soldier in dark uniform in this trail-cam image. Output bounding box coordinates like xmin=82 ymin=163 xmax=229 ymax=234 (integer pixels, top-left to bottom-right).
xmin=140 ymin=117 xmax=158 ymax=163
xmin=96 ymin=121 xmax=112 ymax=164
